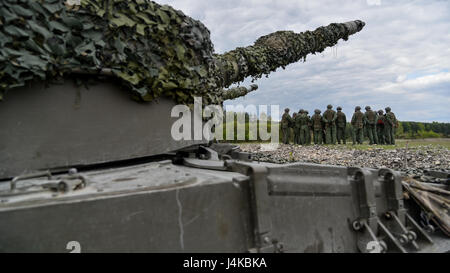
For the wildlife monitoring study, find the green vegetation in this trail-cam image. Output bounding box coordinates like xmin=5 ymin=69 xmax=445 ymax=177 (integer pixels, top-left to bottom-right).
xmin=221 ymin=112 xmax=275 ymax=142
xmin=395 ymin=121 xmax=450 ymax=139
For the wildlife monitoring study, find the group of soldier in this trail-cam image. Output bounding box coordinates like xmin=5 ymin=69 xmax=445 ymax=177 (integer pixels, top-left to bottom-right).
xmin=281 ymin=105 xmax=398 ymax=145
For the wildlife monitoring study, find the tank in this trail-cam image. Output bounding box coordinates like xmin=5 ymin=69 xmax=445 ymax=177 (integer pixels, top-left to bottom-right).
xmin=0 ymin=0 xmax=448 ymax=253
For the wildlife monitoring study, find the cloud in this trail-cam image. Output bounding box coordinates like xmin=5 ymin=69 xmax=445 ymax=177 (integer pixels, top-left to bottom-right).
xmin=159 ymin=0 xmax=450 ymax=122
xmin=379 ymin=72 xmax=450 ymax=92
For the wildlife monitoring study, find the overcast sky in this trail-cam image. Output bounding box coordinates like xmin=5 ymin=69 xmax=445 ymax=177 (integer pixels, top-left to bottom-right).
xmin=159 ymin=0 xmax=450 ymax=122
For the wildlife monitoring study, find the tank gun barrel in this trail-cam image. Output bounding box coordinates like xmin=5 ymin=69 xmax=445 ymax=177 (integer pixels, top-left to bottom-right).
xmin=214 ymin=20 xmax=365 ymax=88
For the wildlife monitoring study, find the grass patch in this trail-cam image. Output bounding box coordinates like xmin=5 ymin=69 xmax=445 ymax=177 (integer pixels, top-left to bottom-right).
xmin=237 ymin=138 xmax=450 ymax=150
xmin=335 ymin=138 xmax=450 ymax=150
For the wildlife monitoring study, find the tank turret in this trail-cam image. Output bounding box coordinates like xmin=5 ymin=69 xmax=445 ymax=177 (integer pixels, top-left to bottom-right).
xmin=0 ymin=0 xmax=364 ymax=105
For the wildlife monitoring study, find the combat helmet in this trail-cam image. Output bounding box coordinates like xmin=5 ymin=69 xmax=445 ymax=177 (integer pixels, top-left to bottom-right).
xmin=337 ymin=106 xmax=342 ymax=111
xmin=314 ymin=109 xmax=321 ymax=114
xmin=385 ymin=107 xmax=391 ymax=112
xmin=285 ymin=108 xmax=290 ymax=112
xmin=378 ymin=109 xmax=384 ymax=114
xmin=365 ymin=106 xmax=371 ymax=110
xmin=355 ymin=106 xmax=361 ymax=111
xmin=327 ymin=104 xmax=333 ymax=109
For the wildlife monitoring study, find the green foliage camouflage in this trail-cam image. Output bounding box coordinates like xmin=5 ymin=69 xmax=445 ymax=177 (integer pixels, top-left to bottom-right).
xmin=0 ymin=0 xmax=365 ymax=104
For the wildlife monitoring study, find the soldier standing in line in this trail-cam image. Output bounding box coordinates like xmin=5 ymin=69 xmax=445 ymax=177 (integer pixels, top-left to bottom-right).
xmin=281 ymin=108 xmax=293 ymax=144
xmin=351 ymin=106 xmax=364 ymax=145
xmin=322 ymin=104 xmax=337 ymax=144
xmin=299 ymin=110 xmax=310 ymax=145
xmin=384 ymin=107 xmax=397 ymax=145
xmin=305 ymin=110 xmax=312 ymax=145
xmin=322 ymin=118 xmax=327 ymax=144
xmin=311 ymin=109 xmax=323 ymax=145
xmin=336 ymin=106 xmax=347 ymax=144
xmin=292 ymin=112 xmax=299 ymax=144
xmin=364 ymin=106 xmax=378 ymax=145
xmin=294 ymin=109 xmax=303 ymax=144
xmin=376 ymin=109 xmax=385 ymax=145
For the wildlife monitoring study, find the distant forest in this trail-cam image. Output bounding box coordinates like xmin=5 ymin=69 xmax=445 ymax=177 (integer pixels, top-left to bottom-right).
xmin=395 ymin=121 xmax=450 ymax=139
xmin=219 ymin=112 xmax=450 ymax=142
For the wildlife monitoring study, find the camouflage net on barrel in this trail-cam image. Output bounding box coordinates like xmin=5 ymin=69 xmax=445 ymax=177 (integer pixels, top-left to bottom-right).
xmin=0 ymin=0 xmax=364 ymax=105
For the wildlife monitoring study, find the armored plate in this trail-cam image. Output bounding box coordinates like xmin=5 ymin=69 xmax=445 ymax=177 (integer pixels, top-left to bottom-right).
xmin=1 ymin=159 xmax=448 ymax=253
xmin=0 ymin=79 xmax=207 ymax=179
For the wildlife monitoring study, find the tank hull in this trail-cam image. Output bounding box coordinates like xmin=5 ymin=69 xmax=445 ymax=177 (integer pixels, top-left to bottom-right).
xmin=1 ymin=160 xmax=447 ymax=253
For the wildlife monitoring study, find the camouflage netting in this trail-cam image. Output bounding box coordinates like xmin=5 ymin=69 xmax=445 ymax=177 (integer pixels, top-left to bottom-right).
xmin=215 ymin=21 xmax=365 ymax=87
xmin=0 ymin=0 xmax=365 ymax=105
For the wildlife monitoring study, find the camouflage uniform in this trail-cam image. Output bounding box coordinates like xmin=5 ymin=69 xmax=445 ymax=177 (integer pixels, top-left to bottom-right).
xmin=292 ymin=112 xmax=299 ymax=144
xmin=299 ymin=111 xmax=310 ymax=145
xmin=281 ymin=108 xmax=293 ymax=144
xmin=336 ymin=107 xmax=347 ymax=144
xmin=364 ymin=106 xmax=378 ymax=145
xmin=351 ymin=106 xmax=364 ymax=144
xmin=376 ymin=110 xmax=385 ymax=145
xmin=322 ymin=119 xmax=327 ymax=144
xmin=294 ymin=110 xmax=304 ymax=144
xmin=311 ymin=109 xmax=323 ymax=145
xmin=322 ymin=105 xmax=337 ymax=144
xmin=384 ymin=107 xmax=397 ymax=145
xmin=305 ymin=110 xmax=312 ymax=145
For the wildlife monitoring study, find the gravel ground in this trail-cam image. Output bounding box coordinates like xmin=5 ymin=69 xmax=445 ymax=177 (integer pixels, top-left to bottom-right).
xmin=239 ymin=143 xmax=450 ymax=183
